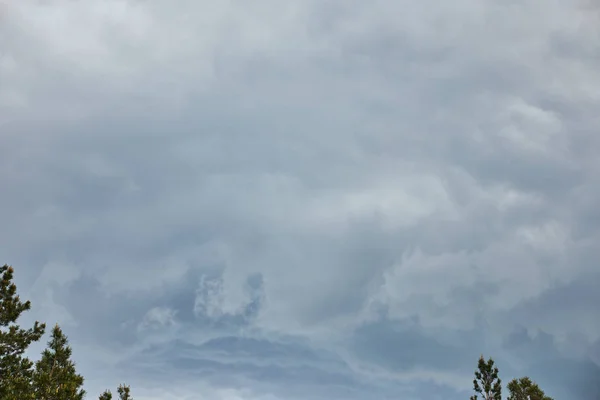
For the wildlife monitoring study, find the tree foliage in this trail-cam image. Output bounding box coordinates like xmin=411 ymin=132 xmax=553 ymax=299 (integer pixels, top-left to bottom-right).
xmin=507 ymin=376 xmax=553 ymax=400
xmin=0 ymin=264 xmax=46 ymax=399
xmin=98 ymin=384 xmax=133 ymax=400
xmin=98 ymin=390 xmax=112 ymax=400
xmin=33 ymin=324 xmax=86 ymax=400
xmin=469 ymin=355 xmax=554 ymax=400
xmin=0 ymin=264 xmax=133 ymax=399
xmin=470 ymin=355 xmax=502 ymax=400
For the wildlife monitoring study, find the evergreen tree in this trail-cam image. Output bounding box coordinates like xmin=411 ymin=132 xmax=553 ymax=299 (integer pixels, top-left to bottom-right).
xmin=117 ymin=384 xmax=133 ymax=400
xmin=470 ymin=355 xmax=502 ymax=400
xmin=0 ymin=264 xmax=134 ymax=399
xmin=98 ymin=384 xmax=133 ymax=400
xmin=507 ymin=376 xmax=553 ymax=400
xmin=99 ymin=390 xmax=113 ymax=400
xmin=0 ymin=264 xmax=46 ymax=399
xmin=33 ymin=324 xmax=86 ymax=400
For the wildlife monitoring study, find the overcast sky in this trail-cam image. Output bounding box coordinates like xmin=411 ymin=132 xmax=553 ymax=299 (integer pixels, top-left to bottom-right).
xmin=1 ymin=1 xmax=600 ymax=399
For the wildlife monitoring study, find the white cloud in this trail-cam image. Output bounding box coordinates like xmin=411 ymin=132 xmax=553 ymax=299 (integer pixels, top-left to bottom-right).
xmin=139 ymin=306 xmax=178 ymax=331
xmin=2 ymin=0 xmax=599 ymax=399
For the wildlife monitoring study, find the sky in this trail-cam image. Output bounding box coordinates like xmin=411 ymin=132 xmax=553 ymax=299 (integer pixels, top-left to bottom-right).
xmin=1 ymin=0 xmax=599 ymax=399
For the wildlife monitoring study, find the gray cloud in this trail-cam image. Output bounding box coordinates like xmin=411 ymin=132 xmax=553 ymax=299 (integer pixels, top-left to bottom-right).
xmin=2 ymin=0 xmax=599 ymax=399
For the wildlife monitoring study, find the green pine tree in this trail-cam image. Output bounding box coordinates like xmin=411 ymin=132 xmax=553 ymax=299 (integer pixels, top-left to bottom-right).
xmin=470 ymin=355 xmax=502 ymax=400
xmin=99 ymin=384 xmax=133 ymax=400
xmin=1 ymin=263 xmax=133 ymax=399
xmin=507 ymin=376 xmax=553 ymax=400
xmin=33 ymin=324 xmax=86 ymax=400
xmin=0 ymin=264 xmax=46 ymax=400
xmin=98 ymin=390 xmax=113 ymax=400
xmin=117 ymin=384 xmax=133 ymax=400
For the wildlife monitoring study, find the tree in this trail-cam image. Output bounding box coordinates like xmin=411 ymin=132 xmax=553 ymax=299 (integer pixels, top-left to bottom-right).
xmin=507 ymin=376 xmax=553 ymax=400
xmin=33 ymin=324 xmax=86 ymax=400
xmin=98 ymin=384 xmax=133 ymax=400
xmin=0 ymin=263 xmax=133 ymax=400
xmin=0 ymin=264 xmax=46 ymax=399
xmin=470 ymin=355 xmax=502 ymax=400
xmin=117 ymin=384 xmax=133 ymax=400
xmin=99 ymin=390 xmax=113 ymax=400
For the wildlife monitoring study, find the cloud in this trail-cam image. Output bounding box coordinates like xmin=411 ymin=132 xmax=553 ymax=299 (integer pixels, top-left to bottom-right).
xmin=1 ymin=0 xmax=599 ymax=399
xmin=139 ymin=306 xmax=179 ymax=331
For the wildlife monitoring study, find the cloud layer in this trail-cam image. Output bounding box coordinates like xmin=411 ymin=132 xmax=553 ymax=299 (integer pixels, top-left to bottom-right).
xmin=2 ymin=1 xmax=599 ymax=399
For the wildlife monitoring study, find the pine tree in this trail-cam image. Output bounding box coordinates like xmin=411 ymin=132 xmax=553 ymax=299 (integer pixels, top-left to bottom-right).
xmin=0 ymin=264 xmax=46 ymax=400
xmin=507 ymin=376 xmax=553 ymax=400
xmin=117 ymin=384 xmax=133 ymax=400
xmin=99 ymin=390 xmax=113 ymax=400
xmin=0 ymin=263 xmax=134 ymax=400
xmin=99 ymin=384 xmax=133 ymax=400
xmin=33 ymin=324 xmax=86 ymax=400
xmin=470 ymin=355 xmax=502 ymax=400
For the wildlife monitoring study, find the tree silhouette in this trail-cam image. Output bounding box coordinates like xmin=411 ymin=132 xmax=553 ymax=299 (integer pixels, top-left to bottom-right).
xmin=470 ymin=355 xmax=502 ymax=400
xmin=507 ymin=376 xmax=553 ymax=400
xmin=0 ymin=265 xmax=46 ymax=399
xmin=33 ymin=324 xmax=86 ymax=400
